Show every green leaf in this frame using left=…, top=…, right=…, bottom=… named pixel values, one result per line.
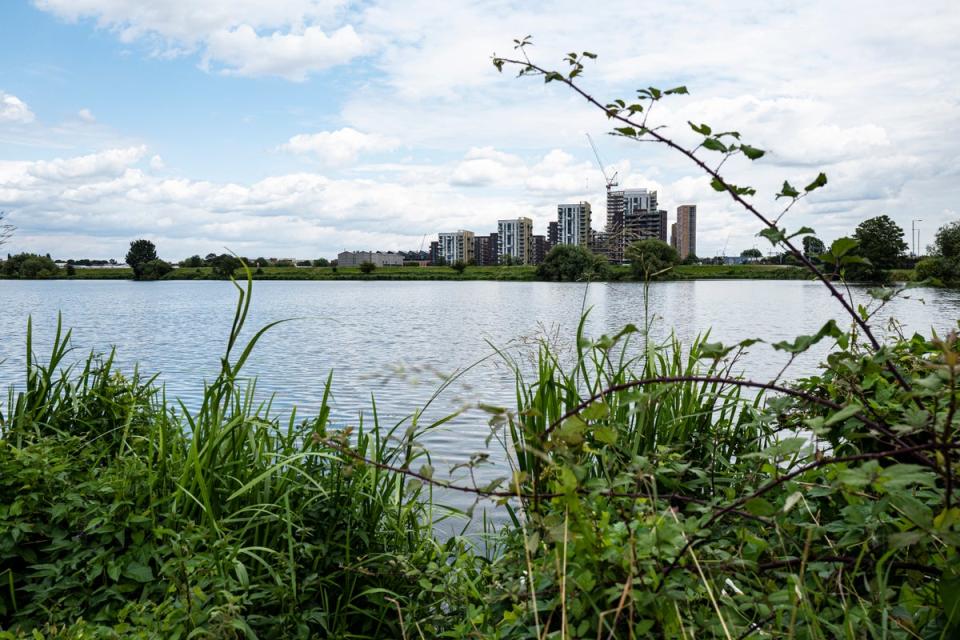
left=581, top=51, right=597, bottom=59
left=123, top=561, right=154, bottom=583
left=786, top=226, right=815, bottom=239
left=773, top=320, right=844, bottom=354
left=759, top=227, right=786, bottom=245
left=580, top=401, right=610, bottom=421
left=804, top=172, right=828, bottom=192
left=614, top=126, right=637, bottom=137
left=593, top=426, right=617, bottom=445
left=710, top=177, right=726, bottom=192
left=702, top=138, right=727, bottom=152
left=740, top=144, right=765, bottom=160
left=823, top=402, right=863, bottom=427
left=664, top=85, right=689, bottom=95
left=688, top=121, right=712, bottom=135
left=941, top=574, right=960, bottom=627
left=544, top=71, right=564, bottom=83
left=829, top=237, right=860, bottom=258
left=744, top=498, right=776, bottom=517
left=776, top=181, right=800, bottom=199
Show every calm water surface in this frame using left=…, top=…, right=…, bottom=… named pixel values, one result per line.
left=2, top=279, right=958, bottom=523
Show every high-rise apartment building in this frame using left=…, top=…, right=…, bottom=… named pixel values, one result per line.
left=437, top=230, right=475, bottom=264
left=674, top=205, right=697, bottom=260
left=497, top=217, right=533, bottom=264
left=473, top=232, right=500, bottom=266
left=605, top=188, right=668, bottom=263
left=557, top=202, right=592, bottom=247
left=547, top=221, right=559, bottom=247
left=531, top=235, right=549, bottom=264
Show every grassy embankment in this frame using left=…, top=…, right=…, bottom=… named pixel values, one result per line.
left=1, top=272, right=956, bottom=638
left=26, top=262, right=830, bottom=281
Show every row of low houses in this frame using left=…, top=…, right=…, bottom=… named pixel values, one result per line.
left=430, top=189, right=698, bottom=266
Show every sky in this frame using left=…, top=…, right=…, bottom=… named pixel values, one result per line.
left=0, top=0, right=957, bottom=261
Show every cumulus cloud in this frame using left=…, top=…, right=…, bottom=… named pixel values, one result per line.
left=77, top=108, right=96, bottom=123
left=33, top=0, right=362, bottom=79
left=279, top=128, right=398, bottom=165
left=204, top=25, right=364, bottom=80
left=28, top=146, right=146, bottom=181
left=0, top=91, right=35, bottom=123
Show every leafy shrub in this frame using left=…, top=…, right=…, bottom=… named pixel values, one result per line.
left=626, top=238, right=679, bottom=279
left=359, top=261, right=376, bottom=274
left=1, top=253, right=59, bottom=278
left=139, top=258, right=173, bottom=280
left=537, top=244, right=607, bottom=281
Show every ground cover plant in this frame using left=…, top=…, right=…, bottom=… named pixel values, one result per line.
left=2, top=39, right=959, bottom=639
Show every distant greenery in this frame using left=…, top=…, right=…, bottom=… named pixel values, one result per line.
left=916, top=220, right=960, bottom=286
left=626, top=238, right=679, bottom=279
left=1, top=252, right=59, bottom=278
left=125, top=239, right=160, bottom=280
left=210, top=253, right=242, bottom=279
left=359, top=260, right=376, bottom=274
left=450, top=260, right=467, bottom=275
left=537, top=244, right=607, bottom=281
left=139, top=258, right=173, bottom=280
left=741, top=247, right=762, bottom=260
left=802, top=235, right=826, bottom=259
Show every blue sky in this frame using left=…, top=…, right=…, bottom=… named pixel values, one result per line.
left=1, top=0, right=958, bottom=260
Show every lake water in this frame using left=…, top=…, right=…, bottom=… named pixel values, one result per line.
left=2, top=279, right=958, bottom=525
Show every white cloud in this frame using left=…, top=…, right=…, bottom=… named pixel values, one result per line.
left=0, top=92, right=35, bottom=123
left=33, top=0, right=362, bottom=80
left=149, top=154, right=166, bottom=170
left=279, top=128, right=397, bottom=165
left=28, top=146, right=146, bottom=181
left=205, top=25, right=364, bottom=79
left=77, top=108, right=96, bottom=123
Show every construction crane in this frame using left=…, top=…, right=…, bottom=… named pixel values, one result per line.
left=586, top=133, right=618, bottom=191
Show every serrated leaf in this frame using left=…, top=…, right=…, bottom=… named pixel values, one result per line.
left=123, top=561, right=154, bottom=583
left=804, top=172, right=828, bottom=192
left=777, top=180, right=800, bottom=199
left=740, top=144, right=765, bottom=160
left=744, top=498, right=776, bottom=517
left=759, top=227, right=786, bottom=245
left=702, top=138, right=727, bottom=152
left=689, top=121, right=712, bottom=135
left=773, top=320, right=844, bottom=355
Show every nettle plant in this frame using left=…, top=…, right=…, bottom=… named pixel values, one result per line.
left=460, top=38, right=960, bottom=638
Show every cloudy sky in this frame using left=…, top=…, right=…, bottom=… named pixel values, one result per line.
left=0, top=0, right=957, bottom=260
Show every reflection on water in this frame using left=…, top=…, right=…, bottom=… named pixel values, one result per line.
left=2, top=279, right=957, bottom=522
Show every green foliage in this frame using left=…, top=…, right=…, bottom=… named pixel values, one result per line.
left=1, top=253, right=59, bottom=278
left=741, top=248, right=762, bottom=259
left=854, top=214, right=908, bottom=270
left=933, top=220, right=960, bottom=259
left=312, top=258, right=329, bottom=267
left=451, top=260, right=467, bottom=274
left=626, top=238, right=679, bottom=279
left=181, top=254, right=204, bottom=268
left=139, top=258, right=173, bottom=280
left=359, top=260, right=376, bottom=274
left=537, top=244, right=607, bottom=281
left=802, top=235, right=826, bottom=259
left=210, top=254, right=242, bottom=279
left=125, top=239, right=159, bottom=280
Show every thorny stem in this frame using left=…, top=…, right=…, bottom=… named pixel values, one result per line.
left=494, top=54, right=918, bottom=398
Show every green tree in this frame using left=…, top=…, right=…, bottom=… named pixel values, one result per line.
left=359, top=261, right=376, bottom=274
left=126, top=239, right=159, bottom=279
left=626, top=239, right=679, bottom=280
left=1, top=253, right=59, bottom=278
left=931, top=220, right=960, bottom=258
left=181, top=255, right=204, bottom=268
left=802, top=236, right=826, bottom=259
left=210, top=254, right=242, bottom=279
left=450, top=260, right=467, bottom=275
left=853, top=215, right=907, bottom=270
left=537, top=245, right=607, bottom=281
left=740, top=248, right=762, bottom=260
left=312, top=258, right=330, bottom=267
left=140, top=259, right=173, bottom=280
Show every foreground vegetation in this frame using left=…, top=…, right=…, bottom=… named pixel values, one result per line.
left=3, top=42, right=960, bottom=639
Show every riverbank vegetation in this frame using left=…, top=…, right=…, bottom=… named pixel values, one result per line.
left=3, top=41, right=960, bottom=639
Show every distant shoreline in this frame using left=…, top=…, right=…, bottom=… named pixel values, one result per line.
left=0, top=263, right=903, bottom=282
